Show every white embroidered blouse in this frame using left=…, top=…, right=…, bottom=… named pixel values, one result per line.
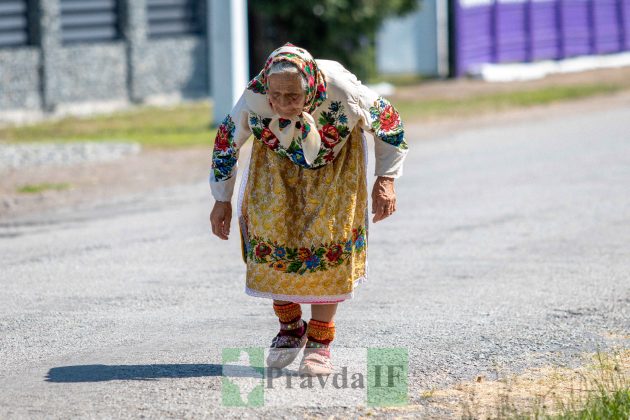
left=209, top=59, right=409, bottom=202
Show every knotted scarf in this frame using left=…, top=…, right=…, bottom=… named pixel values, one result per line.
left=245, top=43, right=328, bottom=166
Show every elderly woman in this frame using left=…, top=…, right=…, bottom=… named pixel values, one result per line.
left=209, top=43, right=408, bottom=376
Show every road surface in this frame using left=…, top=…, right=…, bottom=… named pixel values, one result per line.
left=1, top=102, right=629, bottom=418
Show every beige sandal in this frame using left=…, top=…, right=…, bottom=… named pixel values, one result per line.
left=298, top=348, right=334, bottom=376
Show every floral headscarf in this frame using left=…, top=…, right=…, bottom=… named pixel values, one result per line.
left=247, top=43, right=327, bottom=114
left=243, top=43, right=330, bottom=166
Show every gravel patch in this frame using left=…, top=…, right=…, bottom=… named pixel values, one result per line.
left=0, top=141, right=141, bottom=171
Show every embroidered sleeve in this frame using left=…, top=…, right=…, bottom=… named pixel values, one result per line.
left=210, top=93, right=252, bottom=201
left=352, top=83, right=409, bottom=178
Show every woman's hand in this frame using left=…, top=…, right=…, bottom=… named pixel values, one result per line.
left=210, top=201, right=232, bottom=240
left=371, top=176, right=397, bottom=223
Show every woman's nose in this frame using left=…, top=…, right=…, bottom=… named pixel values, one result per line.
left=277, top=96, right=289, bottom=108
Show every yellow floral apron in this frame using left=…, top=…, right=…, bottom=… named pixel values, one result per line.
left=237, top=125, right=369, bottom=303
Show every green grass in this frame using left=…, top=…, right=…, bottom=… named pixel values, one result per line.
left=541, top=349, right=630, bottom=420
left=0, top=101, right=216, bottom=148
left=0, top=83, right=625, bottom=148
left=17, top=182, right=71, bottom=193
left=551, top=388, right=630, bottom=420
left=396, top=83, right=624, bottom=122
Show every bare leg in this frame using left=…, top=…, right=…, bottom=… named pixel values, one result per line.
left=273, top=301, right=338, bottom=321
left=310, top=303, right=338, bottom=322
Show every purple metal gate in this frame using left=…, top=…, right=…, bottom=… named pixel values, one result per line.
left=452, top=0, right=630, bottom=76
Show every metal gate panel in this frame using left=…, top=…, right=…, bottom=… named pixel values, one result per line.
left=560, top=0, right=591, bottom=57
left=496, top=1, right=529, bottom=62
left=594, top=0, right=623, bottom=53
left=147, top=0, right=202, bottom=38
left=60, top=0, right=121, bottom=44
left=530, top=1, right=560, bottom=60
left=453, top=0, right=630, bottom=76
left=0, top=0, right=29, bottom=48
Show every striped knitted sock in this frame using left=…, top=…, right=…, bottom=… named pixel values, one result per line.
left=305, top=318, right=335, bottom=357
left=273, top=302, right=305, bottom=337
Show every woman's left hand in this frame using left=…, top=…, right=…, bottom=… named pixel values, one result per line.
left=371, top=176, right=397, bottom=223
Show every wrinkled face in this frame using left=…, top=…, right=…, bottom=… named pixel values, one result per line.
left=267, top=72, right=306, bottom=119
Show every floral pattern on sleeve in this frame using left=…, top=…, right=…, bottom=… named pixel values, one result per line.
left=369, top=97, right=408, bottom=150
left=211, top=115, right=238, bottom=181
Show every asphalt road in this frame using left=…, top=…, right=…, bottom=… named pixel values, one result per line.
left=1, top=102, right=629, bottom=418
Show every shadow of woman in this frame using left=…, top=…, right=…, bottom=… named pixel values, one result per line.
left=45, top=363, right=264, bottom=383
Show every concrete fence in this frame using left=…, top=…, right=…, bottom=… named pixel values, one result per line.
left=0, top=0, right=210, bottom=119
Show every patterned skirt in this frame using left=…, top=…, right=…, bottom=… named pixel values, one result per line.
left=237, top=125, right=369, bottom=303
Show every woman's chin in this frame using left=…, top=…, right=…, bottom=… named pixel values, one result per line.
left=277, top=111, right=300, bottom=119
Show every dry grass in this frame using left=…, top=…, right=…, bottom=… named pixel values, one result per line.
left=419, top=346, right=630, bottom=419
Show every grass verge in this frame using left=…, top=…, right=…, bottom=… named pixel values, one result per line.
left=0, top=102, right=215, bottom=148
left=16, top=182, right=71, bottom=194
left=395, top=83, right=624, bottom=123
left=0, top=82, right=626, bottom=148
left=419, top=345, right=629, bottom=419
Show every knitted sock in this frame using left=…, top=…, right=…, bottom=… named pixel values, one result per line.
left=273, top=302, right=305, bottom=337
left=305, top=318, right=335, bottom=357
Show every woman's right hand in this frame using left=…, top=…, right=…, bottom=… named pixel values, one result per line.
left=210, top=201, right=232, bottom=240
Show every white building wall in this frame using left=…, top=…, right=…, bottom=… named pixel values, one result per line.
left=376, top=0, right=449, bottom=77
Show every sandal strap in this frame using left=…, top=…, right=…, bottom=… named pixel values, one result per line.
left=280, top=318, right=304, bottom=331
left=271, top=334, right=304, bottom=348
left=305, top=340, right=330, bottom=349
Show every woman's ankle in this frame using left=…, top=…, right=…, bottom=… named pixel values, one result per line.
left=274, top=299, right=293, bottom=305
